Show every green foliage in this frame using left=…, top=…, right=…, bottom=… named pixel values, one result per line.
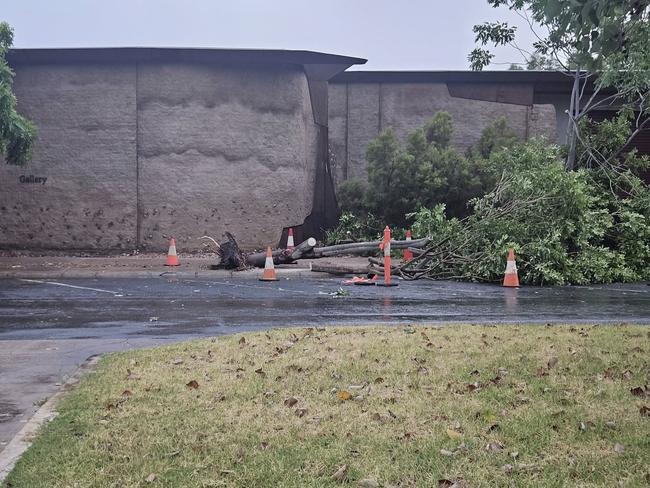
left=471, top=0, right=650, bottom=79
left=323, top=211, right=383, bottom=245
left=410, top=138, right=650, bottom=285
left=0, top=21, right=36, bottom=165
left=470, top=1, right=650, bottom=171
left=336, top=113, right=519, bottom=229
left=509, top=53, right=565, bottom=71
left=468, top=116, right=520, bottom=160
left=335, top=179, right=367, bottom=217
left=364, top=129, right=417, bottom=227
left=575, top=110, right=648, bottom=171
left=423, top=111, right=453, bottom=148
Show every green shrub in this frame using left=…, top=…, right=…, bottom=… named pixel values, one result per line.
left=336, top=112, right=512, bottom=226
left=336, top=179, right=368, bottom=217
left=323, top=212, right=383, bottom=245
left=468, top=116, right=520, bottom=159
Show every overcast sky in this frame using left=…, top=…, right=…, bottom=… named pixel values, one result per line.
left=4, top=0, right=537, bottom=70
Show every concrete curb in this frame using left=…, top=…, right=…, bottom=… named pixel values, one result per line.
left=0, top=268, right=328, bottom=280
left=0, top=356, right=101, bottom=482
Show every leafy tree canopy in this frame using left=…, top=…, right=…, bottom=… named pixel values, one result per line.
left=0, top=21, right=36, bottom=165
left=469, top=1, right=650, bottom=171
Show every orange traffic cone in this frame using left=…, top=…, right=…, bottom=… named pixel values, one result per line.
left=286, top=228, right=295, bottom=252
left=165, top=238, right=180, bottom=266
left=259, top=246, right=279, bottom=282
left=502, top=248, right=519, bottom=287
left=403, top=229, right=414, bottom=262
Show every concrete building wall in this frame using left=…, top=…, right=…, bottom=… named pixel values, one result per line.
left=0, top=63, right=138, bottom=250
left=329, top=81, right=557, bottom=185
left=137, top=62, right=318, bottom=251
left=0, top=61, right=321, bottom=251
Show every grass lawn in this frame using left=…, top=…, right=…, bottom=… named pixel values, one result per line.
left=4, top=325, right=650, bottom=487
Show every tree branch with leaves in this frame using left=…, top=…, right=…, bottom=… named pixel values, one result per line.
left=0, top=21, right=36, bottom=166
left=469, top=0, right=650, bottom=171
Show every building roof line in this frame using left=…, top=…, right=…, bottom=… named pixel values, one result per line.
left=7, top=47, right=367, bottom=67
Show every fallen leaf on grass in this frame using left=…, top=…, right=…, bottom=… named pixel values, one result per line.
left=121, top=390, right=133, bottom=398
left=126, top=369, right=140, bottom=380
left=295, top=408, right=308, bottom=418
left=238, top=337, right=246, bottom=346
left=536, top=367, right=549, bottom=377
left=631, top=386, right=649, bottom=397
left=145, top=473, right=156, bottom=482
left=254, top=368, right=266, bottom=377
left=337, top=390, right=353, bottom=401
left=331, top=465, right=348, bottom=483
left=358, top=478, right=379, bottom=487
left=186, top=380, right=199, bottom=389
left=399, top=431, right=416, bottom=441
left=446, top=428, right=462, bottom=439
left=172, top=358, right=184, bottom=365
left=614, top=443, right=625, bottom=453
left=640, top=405, right=650, bottom=417
left=547, top=357, right=559, bottom=369
left=486, top=441, right=504, bottom=452
left=438, top=479, right=465, bottom=488
left=440, top=449, right=454, bottom=457
left=284, top=397, right=298, bottom=407
left=622, top=370, right=632, bottom=380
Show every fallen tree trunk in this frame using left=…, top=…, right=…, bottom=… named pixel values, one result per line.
left=246, top=237, right=430, bottom=268
left=245, top=237, right=317, bottom=267
left=312, top=238, right=429, bottom=257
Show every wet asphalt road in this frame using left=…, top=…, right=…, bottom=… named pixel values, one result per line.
left=1, top=276, right=650, bottom=340
left=0, top=276, right=649, bottom=448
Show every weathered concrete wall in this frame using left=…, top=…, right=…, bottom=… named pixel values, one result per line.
left=329, top=81, right=557, bottom=185
left=1, top=61, right=320, bottom=251
left=137, top=63, right=318, bottom=251
left=0, top=63, right=138, bottom=250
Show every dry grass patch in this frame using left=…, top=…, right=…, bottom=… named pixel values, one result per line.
left=5, top=325, right=650, bottom=487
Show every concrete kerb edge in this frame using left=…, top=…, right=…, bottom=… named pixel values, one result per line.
left=0, top=355, right=102, bottom=482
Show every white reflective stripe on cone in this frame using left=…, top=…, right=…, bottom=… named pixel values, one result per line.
left=168, top=245, right=177, bottom=256
left=505, top=260, right=517, bottom=273
left=265, top=256, right=274, bottom=269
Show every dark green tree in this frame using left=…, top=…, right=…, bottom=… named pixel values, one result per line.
left=1, top=21, right=36, bottom=165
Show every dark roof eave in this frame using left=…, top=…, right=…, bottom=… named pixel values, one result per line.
left=331, top=70, right=576, bottom=84
left=330, top=70, right=616, bottom=95
left=7, top=47, right=367, bottom=68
